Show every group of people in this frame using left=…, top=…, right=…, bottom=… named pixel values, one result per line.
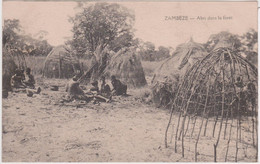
left=10, top=68, right=41, bottom=96
left=90, top=75, right=127, bottom=96
left=9, top=67, right=127, bottom=103
left=66, top=74, right=127, bottom=103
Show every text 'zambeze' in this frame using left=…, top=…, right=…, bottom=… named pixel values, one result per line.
left=165, top=15, right=233, bottom=21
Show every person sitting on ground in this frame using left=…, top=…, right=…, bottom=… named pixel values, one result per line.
left=64, top=75, right=92, bottom=102
left=90, top=80, right=111, bottom=103
left=66, top=76, right=85, bottom=96
left=11, top=69, right=26, bottom=89
left=23, top=67, right=36, bottom=89
left=26, top=87, right=41, bottom=97
left=11, top=68, right=41, bottom=96
left=100, top=76, right=111, bottom=98
left=20, top=69, right=25, bottom=81
left=111, top=75, right=127, bottom=96
left=90, top=81, right=99, bottom=93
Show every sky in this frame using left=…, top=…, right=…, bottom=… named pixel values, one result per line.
left=3, top=1, right=258, bottom=49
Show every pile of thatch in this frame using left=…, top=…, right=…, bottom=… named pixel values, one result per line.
left=43, top=45, right=81, bottom=78
left=151, top=39, right=207, bottom=107
left=104, top=47, right=147, bottom=88
left=2, top=47, right=17, bottom=91
left=165, top=47, right=257, bottom=162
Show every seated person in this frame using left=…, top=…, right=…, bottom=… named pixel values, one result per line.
left=65, top=76, right=92, bottom=102
left=20, top=69, right=25, bottom=81
left=26, top=87, right=41, bottom=97
left=23, top=68, right=35, bottom=89
left=100, top=76, right=111, bottom=98
left=90, top=81, right=99, bottom=93
left=111, top=75, right=127, bottom=96
left=66, top=76, right=85, bottom=96
left=11, top=69, right=26, bottom=89
left=90, top=79, right=111, bottom=103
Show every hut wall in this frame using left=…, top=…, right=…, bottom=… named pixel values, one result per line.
left=3, top=48, right=17, bottom=91
left=43, top=46, right=80, bottom=78
left=105, top=48, right=147, bottom=88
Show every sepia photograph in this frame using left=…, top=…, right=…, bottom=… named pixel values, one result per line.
left=2, top=0, right=258, bottom=162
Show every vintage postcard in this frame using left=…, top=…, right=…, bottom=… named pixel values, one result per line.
left=2, top=0, right=258, bottom=162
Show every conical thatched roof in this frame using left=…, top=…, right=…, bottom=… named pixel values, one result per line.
left=152, top=39, right=207, bottom=85
left=104, top=47, right=147, bottom=88
left=151, top=39, right=207, bottom=107
left=43, top=45, right=81, bottom=78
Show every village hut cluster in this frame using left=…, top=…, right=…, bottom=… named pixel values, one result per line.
left=2, top=35, right=257, bottom=162
left=3, top=42, right=148, bottom=104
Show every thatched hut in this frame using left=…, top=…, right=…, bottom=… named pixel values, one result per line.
left=165, top=47, right=257, bottom=162
left=2, top=47, right=17, bottom=92
left=104, top=47, right=147, bottom=88
left=43, top=45, right=81, bottom=78
left=151, top=39, right=207, bottom=107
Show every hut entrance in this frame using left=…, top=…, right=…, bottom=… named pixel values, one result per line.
left=165, top=47, right=257, bottom=162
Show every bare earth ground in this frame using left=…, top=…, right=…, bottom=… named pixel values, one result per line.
left=2, top=77, right=257, bottom=162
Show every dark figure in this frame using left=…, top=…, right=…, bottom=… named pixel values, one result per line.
left=20, top=69, right=25, bottom=81
left=10, top=69, right=26, bottom=88
left=111, top=75, right=127, bottom=96
left=66, top=76, right=85, bottom=96
left=247, top=81, right=256, bottom=106
left=159, top=83, right=172, bottom=108
left=23, top=68, right=36, bottom=89
left=64, top=76, right=92, bottom=102
left=100, top=76, right=111, bottom=98
left=90, top=81, right=99, bottom=92
left=235, top=77, right=244, bottom=88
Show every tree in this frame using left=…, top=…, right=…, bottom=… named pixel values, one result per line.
left=138, top=41, right=156, bottom=61
left=3, top=19, right=53, bottom=57
left=68, top=2, right=135, bottom=57
left=204, top=30, right=257, bottom=66
left=155, top=46, right=170, bottom=60
left=240, top=28, right=257, bottom=52
left=205, top=31, right=242, bottom=52
left=240, top=29, right=258, bottom=66
left=3, top=19, right=21, bottom=46
left=110, top=32, right=134, bottom=52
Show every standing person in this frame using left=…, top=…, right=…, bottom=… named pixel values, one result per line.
left=111, top=75, right=127, bottom=96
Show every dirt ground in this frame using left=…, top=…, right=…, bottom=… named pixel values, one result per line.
left=2, top=78, right=257, bottom=162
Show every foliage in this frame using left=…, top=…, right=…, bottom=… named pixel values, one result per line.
left=155, top=46, right=171, bottom=60
left=204, top=30, right=257, bottom=66
left=240, top=29, right=258, bottom=66
left=3, top=19, right=53, bottom=58
left=2, top=19, right=21, bottom=46
left=67, top=2, right=135, bottom=57
left=138, top=41, right=156, bottom=61
left=138, top=41, right=171, bottom=61
left=205, top=31, right=242, bottom=52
